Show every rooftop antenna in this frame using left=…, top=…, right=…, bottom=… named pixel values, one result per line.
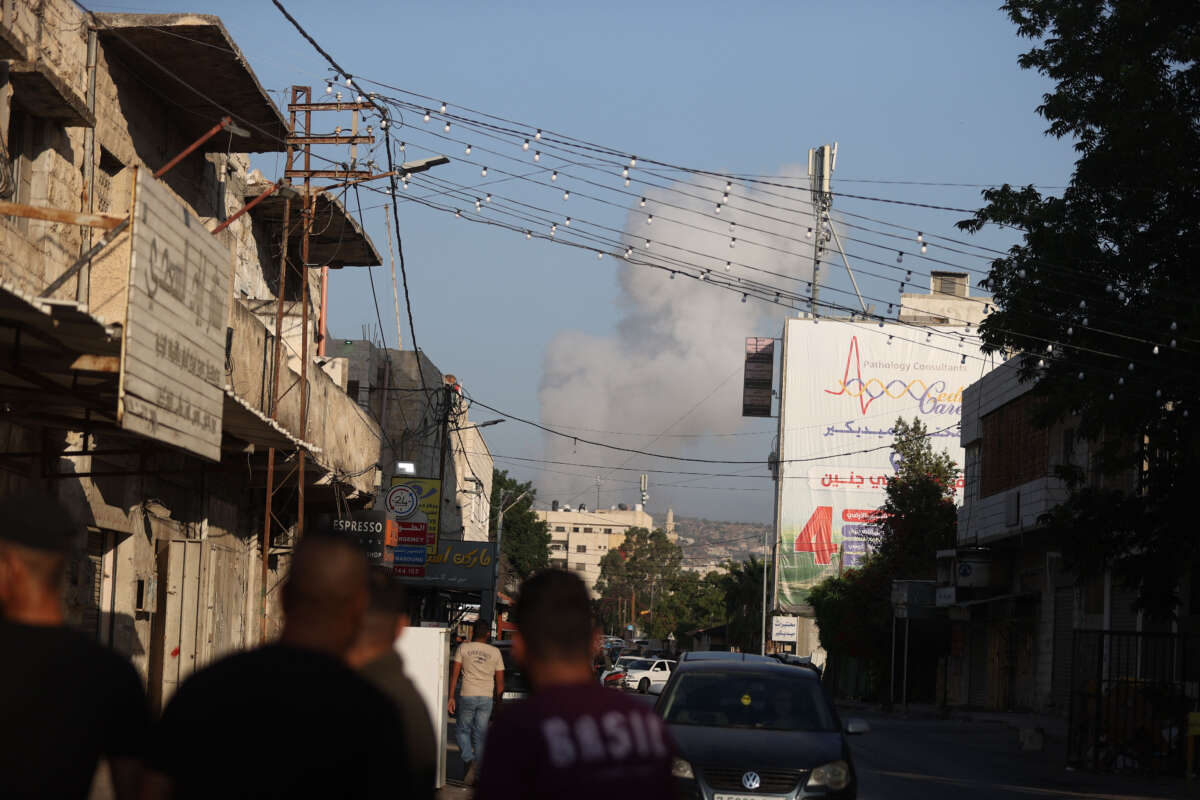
left=807, top=142, right=866, bottom=316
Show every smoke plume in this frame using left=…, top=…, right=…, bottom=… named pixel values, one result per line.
left=537, top=172, right=817, bottom=520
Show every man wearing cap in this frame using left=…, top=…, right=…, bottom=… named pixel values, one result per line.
left=0, top=490, right=150, bottom=799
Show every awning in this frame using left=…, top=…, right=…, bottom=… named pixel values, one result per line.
left=0, top=281, right=121, bottom=427
left=222, top=388, right=320, bottom=455
left=95, top=14, right=287, bottom=153
left=245, top=183, right=382, bottom=267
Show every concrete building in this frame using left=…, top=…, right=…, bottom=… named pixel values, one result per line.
left=0, top=7, right=383, bottom=710
left=328, top=338, right=495, bottom=547
left=539, top=504, right=657, bottom=594
left=937, top=361, right=1149, bottom=713
left=898, top=270, right=989, bottom=327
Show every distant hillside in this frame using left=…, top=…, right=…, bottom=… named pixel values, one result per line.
left=673, top=515, right=771, bottom=574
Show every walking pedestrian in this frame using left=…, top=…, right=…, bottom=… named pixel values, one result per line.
left=474, top=569, right=675, bottom=800
left=346, top=568, right=436, bottom=796
left=0, top=491, right=150, bottom=799
left=142, top=532, right=411, bottom=800
left=448, top=619, right=504, bottom=784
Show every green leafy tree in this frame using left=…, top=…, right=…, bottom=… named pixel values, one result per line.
left=489, top=470, right=549, bottom=585
left=720, top=556, right=771, bottom=653
left=956, top=2, right=1200, bottom=617
left=595, top=527, right=682, bottom=635
left=809, top=418, right=957, bottom=690
left=648, top=570, right=726, bottom=643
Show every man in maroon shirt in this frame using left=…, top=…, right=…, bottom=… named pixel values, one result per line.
left=475, top=569, right=675, bottom=799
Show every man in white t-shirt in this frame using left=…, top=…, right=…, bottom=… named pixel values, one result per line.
left=448, top=621, right=504, bottom=783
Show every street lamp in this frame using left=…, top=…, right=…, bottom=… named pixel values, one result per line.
left=450, top=418, right=505, bottom=432
left=393, top=460, right=416, bottom=476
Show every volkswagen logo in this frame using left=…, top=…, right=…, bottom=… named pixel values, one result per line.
left=741, top=771, right=762, bottom=790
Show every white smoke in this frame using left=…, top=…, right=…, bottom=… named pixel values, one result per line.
left=537, top=171, right=817, bottom=519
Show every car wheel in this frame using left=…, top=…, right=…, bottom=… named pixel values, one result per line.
left=638, top=678, right=649, bottom=694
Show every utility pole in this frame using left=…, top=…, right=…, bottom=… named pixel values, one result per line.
left=596, top=475, right=601, bottom=513
left=807, top=142, right=867, bottom=317
left=492, top=489, right=529, bottom=622
left=760, top=524, right=770, bottom=655
left=437, top=379, right=455, bottom=542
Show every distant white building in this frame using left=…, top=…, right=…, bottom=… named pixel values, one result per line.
left=538, top=504, right=670, bottom=595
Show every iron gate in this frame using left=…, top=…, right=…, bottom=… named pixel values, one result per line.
left=1067, top=630, right=1200, bottom=775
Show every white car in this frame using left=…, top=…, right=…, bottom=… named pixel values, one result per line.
left=622, top=658, right=675, bottom=693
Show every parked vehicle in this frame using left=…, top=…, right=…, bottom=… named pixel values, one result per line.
left=621, top=657, right=675, bottom=693
left=491, top=641, right=530, bottom=704
left=655, top=653, right=868, bottom=799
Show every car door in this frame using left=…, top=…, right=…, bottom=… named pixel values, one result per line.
left=650, top=660, right=670, bottom=686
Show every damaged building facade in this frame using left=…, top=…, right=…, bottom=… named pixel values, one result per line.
left=0, top=4, right=388, bottom=709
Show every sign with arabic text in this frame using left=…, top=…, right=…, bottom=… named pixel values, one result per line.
left=742, top=337, right=775, bottom=417
left=119, top=168, right=231, bottom=461
left=391, top=541, right=496, bottom=591
left=386, top=477, right=441, bottom=552
left=774, top=320, right=982, bottom=612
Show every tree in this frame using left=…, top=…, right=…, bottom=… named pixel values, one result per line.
left=646, top=570, right=726, bottom=643
left=489, top=469, right=549, bottom=586
left=720, top=556, right=771, bottom=654
left=808, top=419, right=958, bottom=692
left=957, top=2, right=1200, bottom=617
left=595, top=527, right=682, bottom=635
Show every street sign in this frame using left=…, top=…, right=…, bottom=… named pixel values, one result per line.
left=386, top=476, right=441, bottom=551
left=771, top=615, right=798, bottom=642
left=391, top=541, right=497, bottom=591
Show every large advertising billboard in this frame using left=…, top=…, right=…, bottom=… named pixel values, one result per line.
left=774, top=319, right=976, bottom=612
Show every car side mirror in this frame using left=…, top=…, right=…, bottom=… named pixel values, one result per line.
left=844, top=718, right=870, bottom=735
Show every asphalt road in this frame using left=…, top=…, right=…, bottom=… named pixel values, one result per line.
left=846, top=712, right=1188, bottom=800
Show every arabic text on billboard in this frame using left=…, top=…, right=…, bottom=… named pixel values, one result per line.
left=774, top=321, right=972, bottom=611
left=386, top=477, right=441, bottom=552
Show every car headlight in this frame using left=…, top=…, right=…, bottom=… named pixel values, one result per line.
left=808, top=760, right=850, bottom=791
left=670, top=757, right=694, bottom=779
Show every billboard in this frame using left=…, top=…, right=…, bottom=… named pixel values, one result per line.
left=392, top=541, right=497, bottom=591
left=774, top=320, right=975, bottom=612
left=385, top=477, right=442, bottom=552
left=742, top=337, right=775, bottom=417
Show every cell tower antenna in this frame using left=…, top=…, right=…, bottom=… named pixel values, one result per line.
left=807, top=142, right=866, bottom=317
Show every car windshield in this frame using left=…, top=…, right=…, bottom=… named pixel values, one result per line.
left=660, top=670, right=838, bottom=732
left=623, top=658, right=653, bottom=671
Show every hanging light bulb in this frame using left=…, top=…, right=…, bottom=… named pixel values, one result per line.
left=596, top=252, right=603, bottom=260
left=897, top=251, right=904, bottom=263
left=725, top=261, right=732, bottom=271
left=639, top=197, right=646, bottom=207
left=625, top=247, right=632, bottom=258
left=1156, top=389, right=1163, bottom=398
left=725, top=181, right=732, bottom=192
left=481, top=166, right=488, bottom=177
left=1129, top=362, right=1135, bottom=371
left=551, top=223, right=557, bottom=233
left=533, top=151, right=541, bottom=162
left=564, top=217, right=571, bottom=226
left=1067, top=327, right=1074, bottom=336
left=917, top=231, right=924, bottom=243
left=346, top=77, right=354, bottom=87
left=888, top=335, right=894, bottom=345
left=379, top=119, right=388, bottom=129
left=1119, top=377, right=1125, bottom=386
left=324, top=81, right=333, bottom=94
left=921, top=243, right=927, bottom=254
left=646, top=214, right=653, bottom=224
left=563, top=190, right=570, bottom=200
left=525, top=230, right=532, bottom=240
left=741, top=293, right=747, bottom=303
left=1038, top=359, right=1045, bottom=368
left=357, top=94, right=365, bottom=103
left=1109, top=393, right=1115, bottom=401
left=960, top=355, right=966, bottom=365
left=465, top=144, right=472, bottom=155
left=401, top=178, right=409, bottom=190
left=485, top=194, right=492, bottom=203
left=1018, top=269, right=1027, bottom=278
left=699, top=271, right=706, bottom=281
left=1171, top=321, right=1178, bottom=331
left=644, top=239, right=651, bottom=248
left=715, top=204, right=722, bottom=213
left=622, top=167, right=629, bottom=178
left=630, top=156, right=637, bottom=167
left=474, top=198, right=481, bottom=211
left=1082, top=317, right=1089, bottom=326
left=423, top=110, right=430, bottom=122
left=535, top=129, right=542, bottom=140
left=806, top=227, right=813, bottom=238
left=1153, top=345, right=1160, bottom=355
left=439, top=102, right=446, bottom=113
left=454, top=209, right=461, bottom=218
left=670, top=272, right=675, bottom=279
left=729, top=222, right=736, bottom=233
left=1079, top=300, right=1086, bottom=310
left=551, top=171, right=558, bottom=181
left=729, top=237, right=736, bottom=248
left=444, top=121, right=451, bottom=132
left=1171, top=339, right=1177, bottom=348
left=523, top=139, right=530, bottom=151
left=722, top=193, right=729, bottom=202
left=905, top=270, right=912, bottom=281
left=624, top=177, right=630, bottom=187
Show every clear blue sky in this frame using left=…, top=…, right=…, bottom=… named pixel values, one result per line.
left=100, top=1, right=1076, bottom=523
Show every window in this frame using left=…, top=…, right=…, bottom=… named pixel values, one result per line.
left=604, top=528, right=613, bottom=534
left=346, top=379, right=360, bottom=401
left=576, top=544, right=587, bottom=553
left=550, top=558, right=567, bottom=569
left=583, top=527, right=593, bottom=533
left=572, top=527, right=579, bottom=533
left=572, top=563, right=586, bottom=571
left=6, top=105, right=38, bottom=231
left=979, top=393, right=1049, bottom=497
left=554, top=526, right=565, bottom=532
